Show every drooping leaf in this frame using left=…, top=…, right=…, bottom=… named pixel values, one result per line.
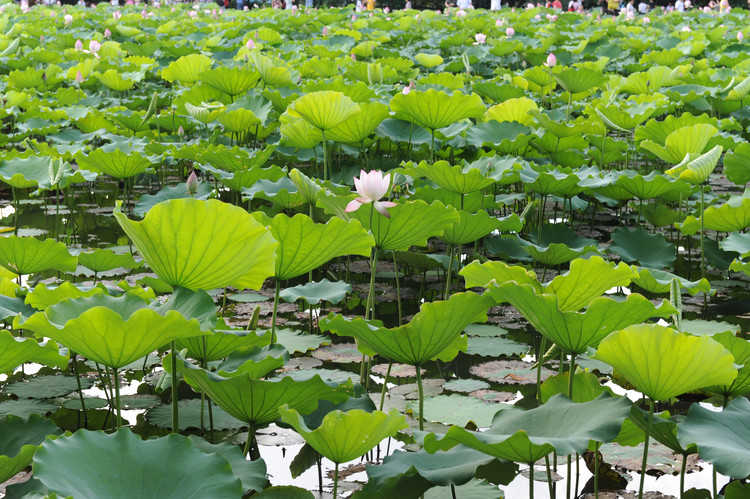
left=459, top=260, right=539, bottom=289
left=608, top=227, right=676, bottom=269
left=76, top=148, right=155, bottom=180
left=0, top=331, right=68, bottom=375
left=665, top=145, right=723, bottom=185
left=198, top=67, right=260, bottom=98
left=280, top=279, right=351, bottom=305
left=0, top=236, right=77, bottom=274
left=0, top=414, right=62, bottom=484
left=77, top=249, right=139, bottom=273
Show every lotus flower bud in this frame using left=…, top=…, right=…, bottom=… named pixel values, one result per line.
left=506, top=27, right=514, bottom=37
left=246, top=38, right=255, bottom=49
left=739, top=31, right=744, bottom=42
left=64, top=14, right=73, bottom=25
left=322, top=26, right=329, bottom=36
left=75, top=39, right=83, bottom=51
left=113, top=10, right=121, bottom=20
left=474, top=33, right=486, bottom=44
left=104, top=28, right=111, bottom=38
left=186, top=171, right=199, bottom=195
left=75, top=70, right=83, bottom=84
left=177, top=125, right=185, bottom=138
left=546, top=52, right=557, bottom=67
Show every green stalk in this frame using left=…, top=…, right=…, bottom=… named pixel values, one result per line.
left=378, top=360, right=393, bottom=411
left=430, top=129, right=435, bottom=164
left=171, top=341, right=179, bottom=434
left=270, top=280, right=281, bottom=345
left=333, top=462, right=340, bottom=498
left=444, top=245, right=454, bottom=299
left=680, top=453, right=687, bottom=499
left=72, top=354, right=88, bottom=428
left=594, top=443, right=600, bottom=499
left=416, top=363, right=424, bottom=431
left=392, top=252, right=403, bottom=325
left=113, top=367, right=121, bottom=430
left=638, top=398, right=655, bottom=499
left=545, top=455, right=554, bottom=499
left=536, top=335, right=547, bottom=405
left=321, top=129, right=328, bottom=181
left=566, top=352, right=577, bottom=499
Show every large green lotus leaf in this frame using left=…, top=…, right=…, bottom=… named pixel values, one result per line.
left=440, top=211, right=520, bottom=246
left=244, top=178, right=305, bottom=210
left=543, top=256, right=637, bottom=312
left=488, top=282, right=675, bottom=354
left=553, top=67, right=606, bottom=95
left=0, top=414, right=62, bottom=483
left=679, top=196, right=750, bottom=235
left=634, top=112, right=719, bottom=147
left=614, top=170, right=692, bottom=200
left=608, top=227, right=676, bottom=269
left=722, top=142, right=750, bottom=186
left=212, top=345, right=288, bottom=379
left=132, top=181, right=212, bottom=217
left=594, top=324, right=736, bottom=401
left=639, top=124, right=717, bottom=164
left=390, top=89, right=485, bottom=131
left=33, top=429, right=242, bottom=499
left=486, top=97, right=538, bottom=126
left=704, top=332, right=750, bottom=397
left=414, top=53, right=444, bottom=68
left=665, top=145, right=723, bottom=185
left=268, top=213, right=373, bottom=280
left=677, top=397, right=750, bottom=479
left=114, top=199, right=277, bottom=291
left=0, top=295, right=35, bottom=322
left=280, top=116, right=323, bottom=148
left=459, top=260, right=539, bottom=289
left=94, top=70, right=137, bottom=92
left=0, top=236, right=77, bottom=274
left=596, top=103, right=655, bottom=132
left=19, top=293, right=208, bottom=369
left=0, top=331, right=68, bottom=374
left=631, top=268, right=711, bottom=296
left=185, top=102, right=226, bottom=125
left=279, top=407, right=406, bottom=464
left=280, top=279, right=351, bottom=305
left=78, top=249, right=139, bottom=273
left=290, top=91, right=360, bottom=131
left=516, top=226, right=599, bottom=266
left=409, top=160, right=495, bottom=195
left=325, top=101, right=389, bottom=145
left=187, top=436, right=268, bottom=493
left=342, top=200, right=459, bottom=251
left=423, top=394, right=631, bottom=462
left=464, top=121, right=533, bottom=152
left=174, top=359, right=348, bottom=426
left=623, top=406, right=695, bottom=454
left=146, top=399, right=245, bottom=431
left=177, top=329, right=270, bottom=363
left=76, top=148, right=154, bottom=180
left=0, top=155, right=55, bottom=190
left=251, top=52, right=297, bottom=88
left=541, top=371, right=611, bottom=403
left=161, top=54, right=212, bottom=85
left=726, top=75, right=750, bottom=101
left=320, top=292, right=494, bottom=365
left=217, top=108, right=261, bottom=133
left=198, top=67, right=260, bottom=98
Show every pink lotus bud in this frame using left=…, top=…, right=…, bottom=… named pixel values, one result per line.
left=246, top=38, right=255, bottom=49
left=495, top=19, right=504, bottom=26
left=64, top=14, right=73, bottom=25
left=141, top=9, right=147, bottom=18
left=186, top=171, right=199, bottom=195
left=351, top=53, right=356, bottom=61
left=384, top=6, right=389, bottom=12
left=352, top=14, right=356, bottom=20
left=113, top=10, right=121, bottom=20
left=322, top=26, right=328, bottom=36
left=75, top=39, right=83, bottom=51
left=550, top=14, right=558, bottom=20
left=402, top=85, right=410, bottom=94
left=104, top=28, right=111, bottom=38
left=506, top=27, right=514, bottom=37
left=545, top=52, right=557, bottom=67
left=474, top=33, right=486, bottom=44
left=75, top=71, right=84, bottom=84
left=643, top=16, right=650, bottom=23
left=188, top=10, right=197, bottom=17
left=177, top=125, right=185, bottom=137
left=89, top=40, right=101, bottom=54
left=50, top=10, right=56, bottom=17
left=739, top=31, right=744, bottom=42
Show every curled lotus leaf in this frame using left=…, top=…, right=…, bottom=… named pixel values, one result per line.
left=0, top=236, right=77, bottom=275
left=114, top=198, right=277, bottom=291
left=0, top=330, right=68, bottom=375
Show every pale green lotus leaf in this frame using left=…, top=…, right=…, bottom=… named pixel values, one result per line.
left=459, top=260, right=539, bottom=289
left=290, top=91, right=360, bottom=131
left=198, top=67, right=260, bottom=98
left=325, top=101, right=389, bottom=145
left=0, top=330, right=68, bottom=375
left=0, top=236, right=77, bottom=274
left=162, top=54, right=212, bottom=85
left=76, top=149, right=155, bottom=180
left=390, top=89, right=485, bottom=131
left=440, top=211, right=521, bottom=246
left=665, top=145, right=723, bottom=185
left=486, top=97, right=537, bottom=126
left=640, top=124, right=718, bottom=164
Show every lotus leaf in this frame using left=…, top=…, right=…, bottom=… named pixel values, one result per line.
left=640, top=124, right=718, bottom=164
left=161, top=54, right=212, bottom=85
left=177, top=329, right=270, bottom=363
left=723, top=142, right=750, bottom=186
left=187, top=436, right=269, bottom=492
left=665, top=145, right=723, bottom=185
left=280, top=279, right=351, bottom=305
left=94, top=70, right=136, bottom=92
left=631, top=268, right=711, bottom=296
left=0, top=236, right=77, bottom=274
left=290, top=90, right=361, bottom=131
left=279, top=406, right=406, bottom=464
left=325, top=101, right=389, bottom=145
left=77, top=249, right=139, bottom=273
left=198, top=67, right=260, bottom=99
left=0, top=155, right=59, bottom=190
left=594, top=324, right=736, bottom=401
left=459, top=260, right=539, bottom=289
left=320, top=292, right=494, bottom=365
left=114, top=198, right=277, bottom=291
left=608, top=227, right=676, bottom=269
left=679, top=196, right=750, bottom=235
left=390, top=89, right=485, bottom=131
left=541, top=371, right=611, bottom=403
left=409, top=160, right=495, bottom=195
left=0, top=414, right=62, bottom=484
left=0, top=331, right=68, bottom=375
left=486, top=97, right=538, bottom=126
left=407, top=394, right=502, bottom=428
left=33, top=429, right=242, bottom=499
left=703, top=331, right=750, bottom=397
left=553, top=67, right=606, bottom=95
left=543, top=256, right=637, bottom=311
left=440, top=211, right=521, bottom=246
left=76, top=148, right=155, bottom=180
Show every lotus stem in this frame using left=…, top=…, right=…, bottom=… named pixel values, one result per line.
left=545, top=455, right=554, bottom=499
left=567, top=353, right=576, bottom=399
left=679, top=453, right=687, bottom=499
left=529, top=462, right=535, bottom=499
left=378, top=360, right=393, bottom=411
left=594, top=443, right=600, bottom=499
left=366, top=246, right=379, bottom=321
left=113, top=366, right=121, bottom=430
left=333, top=462, right=340, bottom=498
left=72, top=354, right=89, bottom=429
left=270, top=280, right=281, bottom=346
left=430, top=129, right=435, bottom=164
left=416, top=363, right=424, bottom=431
left=451, top=483, right=458, bottom=499
left=700, top=184, right=705, bottom=280
left=392, top=252, right=403, bottom=325
left=536, top=335, right=547, bottom=405
left=321, top=129, right=328, bottom=181
left=171, top=341, right=179, bottom=434
left=638, top=398, right=655, bottom=499
left=444, top=245, right=454, bottom=299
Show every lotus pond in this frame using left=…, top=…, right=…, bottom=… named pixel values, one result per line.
left=5, top=3, right=750, bottom=499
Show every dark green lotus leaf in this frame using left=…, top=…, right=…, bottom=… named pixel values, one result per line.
left=459, top=260, right=539, bottom=289
left=76, top=149, right=155, bottom=180
left=725, top=481, right=750, bottom=499
left=5, top=375, right=91, bottom=399
left=114, top=199, right=278, bottom=291
left=488, top=282, right=675, bottom=354
left=553, top=67, right=606, bottom=95
left=390, top=89, right=485, bottom=131
left=0, top=399, right=58, bottom=419
left=161, top=53, right=212, bottom=84
left=543, top=256, right=638, bottom=311
left=0, top=155, right=57, bottom=190
left=440, top=211, right=520, bottom=247
left=409, top=160, right=495, bottom=195
left=174, top=358, right=348, bottom=426
left=320, top=292, right=494, bottom=365
left=677, top=397, right=750, bottom=479
left=275, top=328, right=330, bottom=354
left=540, top=371, right=612, bottom=403
left=464, top=120, right=533, bottom=152
left=34, top=428, right=242, bottom=499
left=19, top=293, right=207, bottom=369
left=594, top=324, right=737, bottom=401
left=177, top=329, right=271, bottom=363
left=519, top=166, right=586, bottom=198
left=376, top=118, right=433, bottom=145
left=631, top=268, right=711, bottom=296
left=722, top=142, right=750, bottom=186
left=0, top=331, right=68, bottom=375
left=0, top=236, right=77, bottom=274
left=608, top=227, right=675, bottom=269
left=188, top=436, right=268, bottom=493
left=254, top=486, right=314, bottom=499
left=280, top=279, right=351, bottom=305
left=146, top=399, right=246, bottom=431
left=627, top=406, right=695, bottom=454
left=466, top=336, right=528, bottom=358
left=280, top=406, right=406, bottom=464
left=133, top=181, right=213, bottom=217
left=614, top=170, right=692, bottom=200
left=0, top=414, right=62, bottom=484
left=198, top=67, right=259, bottom=99
left=423, top=394, right=630, bottom=462
left=268, top=213, right=373, bottom=280
left=77, top=249, right=139, bottom=273
left=518, top=225, right=600, bottom=266
left=407, top=394, right=502, bottom=428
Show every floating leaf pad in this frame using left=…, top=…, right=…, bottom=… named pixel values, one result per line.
left=470, top=360, right=553, bottom=385
left=407, top=394, right=502, bottom=427
left=5, top=376, right=92, bottom=399
left=146, top=399, right=246, bottom=431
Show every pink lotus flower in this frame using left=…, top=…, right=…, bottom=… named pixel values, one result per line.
left=178, top=126, right=185, bottom=137
left=75, top=70, right=84, bottom=84
left=474, top=33, right=486, bottom=44
left=89, top=40, right=101, bottom=57
left=351, top=53, right=356, bottom=61
left=322, top=26, right=328, bottom=36
left=345, top=170, right=397, bottom=218
left=495, top=19, right=504, bottom=26
left=352, top=14, right=356, bottom=21
left=682, top=26, right=691, bottom=32
left=64, top=14, right=73, bottom=25
left=643, top=16, right=650, bottom=23
left=506, top=27, right=514, bottom=37
left=141, top=10, right=147, bottom=18
left=456, top=9, right=466, bottom=17
left=384, top=6, right=390, bottom=12
left=188, top=10, right=197, bottom=17
left=74, top=39, right=83, bottom=51
left=246, top=38, right=255, bottom=49
left=739, top=31, right=744, bottom=42
left=104, top=28, right=111, bottom=38
left=402, top=85, right=410, bottom=94
left=113, top=10, right=121, bottom=21
left=545, top=52, right=556, bottom=67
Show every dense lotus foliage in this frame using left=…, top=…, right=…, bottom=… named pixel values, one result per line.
left=4, top=2, right=750, bottom=498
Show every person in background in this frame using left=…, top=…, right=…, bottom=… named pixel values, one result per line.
left=551, top=0, right=561, bottom=9
left=366, top=0, right=374, bottom=10
left=356, top=0, right=363, bottom=10
left=404, top=0, right=412, bottom=8
left=490, top=0, right=501, bottom=9
left=457, top=0, right=473, bottom=9
left=675, top=0, right=684, bottom=11
left=638, top=0, right=648, bottom=12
